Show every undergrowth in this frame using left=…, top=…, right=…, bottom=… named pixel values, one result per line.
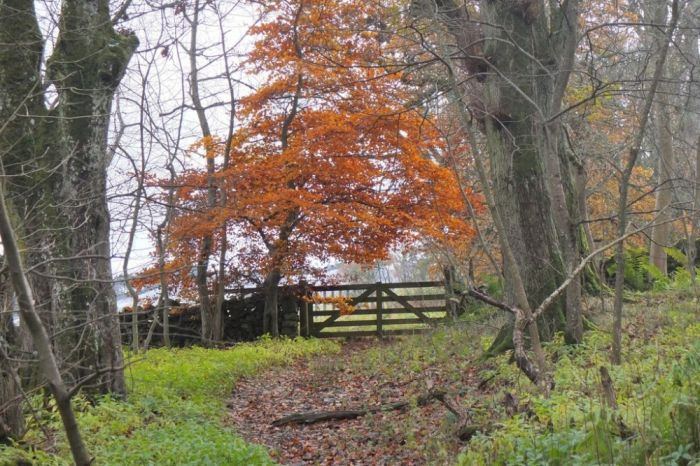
left=0, top=337, right=339, bottom=466
left=3, top=291, right=698, bottom=465
left=345, top=295, right=700, bottom=465
left=458, top=303, right=700, bottom=465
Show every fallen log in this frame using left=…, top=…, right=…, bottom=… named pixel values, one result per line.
left=271, top=390, right=444, bottom=427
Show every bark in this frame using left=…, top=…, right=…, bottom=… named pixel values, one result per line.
left=648, top=2, right=677, bottom=275
left=214, top=9, right=237, bottom=344
left=648, top=99, right=674, bottom=274
left=690, top=136, right=700, bottom=282
left=441, top=56, right=548, bottom=384
left=427, top=0, right=582, bottom=348
left=263, top=269, right=282, bottom=338
left=679, top=0, right=700, bottom=282
left=187, top=0, right=219, bottom=347
left=0, top=330, right=24, bottom=443
left=0, top=269, right=23, bottom=441
left=599, top=366, right=617, bottom=410
left=0, top=177, right=91, bottom=465
left=0, top=0, right=136, bottom=399
left=123, top=145, right=146, bottom=353
left=157, top=162, right=177, bottom=348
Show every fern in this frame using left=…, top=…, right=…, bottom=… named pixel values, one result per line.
left=642, top=262, right=671, bottom=291
left=665, top=247, right=689, bottom=267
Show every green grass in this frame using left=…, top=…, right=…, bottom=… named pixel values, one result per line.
left=0, top=337, right=340, bottom=466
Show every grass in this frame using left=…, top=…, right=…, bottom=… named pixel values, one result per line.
left=4, top=289, right=698, bottom=465
left=0, top=337, right=340, bottom=466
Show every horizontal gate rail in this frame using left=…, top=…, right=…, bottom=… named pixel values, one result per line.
left=304, top=281, right=447, bottom=338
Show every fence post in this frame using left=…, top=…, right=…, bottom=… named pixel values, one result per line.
left=376, top=281, right=383, bottom=338
left=300, top=300, right=309, bottom=338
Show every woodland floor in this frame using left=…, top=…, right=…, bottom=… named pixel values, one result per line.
left=226, top=337, right=480, bottom=465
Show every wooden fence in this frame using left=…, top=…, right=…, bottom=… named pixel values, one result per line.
left=300, top=281, right=449, bottom=338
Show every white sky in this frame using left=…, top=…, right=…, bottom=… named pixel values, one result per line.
left=108, top=0, right=257, bottom=278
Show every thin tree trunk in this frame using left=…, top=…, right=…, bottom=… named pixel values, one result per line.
left=156, top=165, right=176, bottom=348
left=612, top=0, right=678, bottom=365
left=649, top=94, right=675, bottom=274
left=187, top=0, right=219, bottom=347
left=123, top=155, right=146, bottom=353
left=690, top=136, right=700, bottom=282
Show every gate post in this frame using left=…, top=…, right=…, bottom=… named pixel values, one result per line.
left=376, top=281, right=383, bottom=337
left=444, top=266, right=458, bottom=321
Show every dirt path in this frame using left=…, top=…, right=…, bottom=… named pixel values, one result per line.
left=226, top=339, right=476, bottom=465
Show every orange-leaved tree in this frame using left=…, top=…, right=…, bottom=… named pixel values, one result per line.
left=162, top=0, right=479, bottom=337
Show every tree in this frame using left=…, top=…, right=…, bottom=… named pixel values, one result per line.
left=162, top=0, right=478, bottom=337
left=415, top=0, right=584, bottom=347
left=0, top=175, right=92, bottom=465
left=612, top=0, right=679, bottom=365
left=0, top=0, right=136, bottom=435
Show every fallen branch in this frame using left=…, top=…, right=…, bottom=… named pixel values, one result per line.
left=271, top=390, right=444, bottom=427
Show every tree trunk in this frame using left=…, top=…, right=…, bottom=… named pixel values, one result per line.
left=690, top=136, right=700, bottom=282
left=649, top=95, right=676, bottom=274
left=263, top=269, right=282, bottom=338
left=0, top=325, right=24, bottom=443
left=0, top=0, right=136, bottom=397
left=427, top=0, right=582, bottom=349
left=187, top=0, right=221, bottom=347
left=612, top=0, right=678, bottom=365
left=0, top=175, right=92, bottom=465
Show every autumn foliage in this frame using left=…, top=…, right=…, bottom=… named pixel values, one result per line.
left=150, top=0, right=479, bottom=295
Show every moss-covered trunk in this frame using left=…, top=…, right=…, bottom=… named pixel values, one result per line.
left=0, top=0, right=137, bottom=424
left=429, top=0, right=582, bottom=349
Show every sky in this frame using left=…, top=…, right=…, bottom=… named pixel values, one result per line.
left=108, top=0, right=257, bottom=279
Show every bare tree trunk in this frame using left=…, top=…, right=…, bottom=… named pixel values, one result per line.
left=212, top=7, right=238, bottom=343
left=263, top=269, right=282, bottom=338
left=123, top=145, right=146, bottom=353
left=649, top=94, right=676, bottom=274
left=186, top=0, right=220, bottom=346
left=157, top=162, right=177, bottom=349
left=690, top=136, right=700, bottom=282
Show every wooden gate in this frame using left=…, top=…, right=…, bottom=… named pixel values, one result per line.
left=300, top=281, right=448, bottom=338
